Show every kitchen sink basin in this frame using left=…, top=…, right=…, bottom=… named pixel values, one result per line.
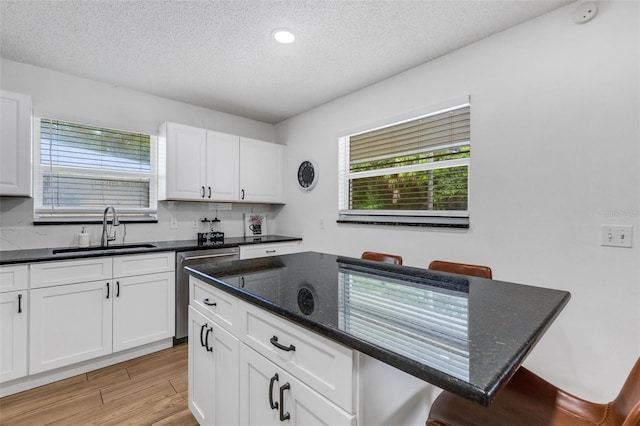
left=52, top=243, right=157, bottom=254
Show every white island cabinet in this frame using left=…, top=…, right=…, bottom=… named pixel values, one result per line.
left=188, top=276, right=355, bottom=426
left=0, top=90, right=32, bottom=197
left=188, top=277, right=240, bottom=425
left=158, top=122, right=284, bottom=204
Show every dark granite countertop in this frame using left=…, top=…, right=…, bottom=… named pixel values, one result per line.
left=186, top=251, right=570, bottom=406
left=0, top=235, right=301, bottom=265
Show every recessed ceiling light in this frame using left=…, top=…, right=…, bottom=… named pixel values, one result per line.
left=272, top=29, right=295, bottom=44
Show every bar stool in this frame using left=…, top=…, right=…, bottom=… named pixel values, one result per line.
left=427, top=356, right=640, bottom=426
left=428, top=260, right=492, bottom=279
left=361, top=251, right=403, bottom=265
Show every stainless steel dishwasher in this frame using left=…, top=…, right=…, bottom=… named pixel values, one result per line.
left=175, top=247, right=239, bottom=343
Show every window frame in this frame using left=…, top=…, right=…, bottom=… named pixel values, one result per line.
left=338, top=97, right=471, bottom=228
left=33, top=117, right=158, bottom=224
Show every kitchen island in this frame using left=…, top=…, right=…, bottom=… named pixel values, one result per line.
left=186, top=251, right=570, bottom=424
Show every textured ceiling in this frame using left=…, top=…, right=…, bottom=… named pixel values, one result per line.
left=0, top=0, right=573, bottom=124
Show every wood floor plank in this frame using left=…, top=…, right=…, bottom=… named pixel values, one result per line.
left=170, top=372, right=188, bottom=394
left=0, top=344, right=196, bottom=426
left=151, top=403, right=199, bottom=426
left=0, top=373, right=87, bottom=416
left=48, top=382, right=177, bottom=426
left=1, top=391, right=103, bottom=426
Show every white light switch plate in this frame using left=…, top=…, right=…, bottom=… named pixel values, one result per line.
left=601, top=225, right=633, bottom=248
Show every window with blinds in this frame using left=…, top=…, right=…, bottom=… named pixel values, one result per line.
left=34, top=118, right=157, bottom=222
left=338, top=268, right=470, bottom=381
left=338, top=98, right=470, bottom=226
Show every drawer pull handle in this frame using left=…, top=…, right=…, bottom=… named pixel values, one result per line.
left=116, top=281, right=120, bottom=297
left=266, top=250, right=276, bottom=254
left=106, top=282, right=110, bottom=299
left=18, top=294, right=22, bottom=313
left=200, top=323, right=207, bottom=348
left=205, top=327, right=213, bottom=352
left=208, top=186, right=212, bottom=198
left=201, top=186, right=205, bottom=198
left=203, top=298, right=217, bottom=306
left=279, top=382, right=291, bottom=421
left=270, top=335, right=295, bottom=352
left=269, top=373, right=279, bottom=410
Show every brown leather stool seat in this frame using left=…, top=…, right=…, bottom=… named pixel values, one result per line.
left=361, top=251, right=403, bottom=265
left=427, top=357, right=640, bottom=426
left=428, top=260, right=492, bottom=279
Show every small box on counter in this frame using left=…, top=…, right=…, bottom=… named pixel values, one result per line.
left=198, top=232, right=224, bottom=245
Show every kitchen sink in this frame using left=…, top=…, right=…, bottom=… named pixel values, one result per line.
left=52, top=243, right=157, bottom=254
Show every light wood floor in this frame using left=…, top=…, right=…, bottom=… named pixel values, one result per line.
left=0, top=343, right=198, bottom=426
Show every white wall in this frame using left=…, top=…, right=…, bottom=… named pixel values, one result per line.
left=275, top=1, right=640, bottom=403
left=0, top=58, right=281, bottom=249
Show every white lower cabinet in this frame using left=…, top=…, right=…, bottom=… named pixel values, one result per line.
left=30, top=281, right=112, bottom=374
left=113, top=272, right=175, bottom=352
left=188, top=306, right=239, bottom=426
left=28, top=253, right=175, bottom=375
left=239, top=241, right=301, bottom=260
left=0, top=290, right=28, bottom=382
left=240, top=345, right=356, bottom=426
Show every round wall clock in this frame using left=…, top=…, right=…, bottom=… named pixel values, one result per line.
left=297, top=160, right=318, bottom=190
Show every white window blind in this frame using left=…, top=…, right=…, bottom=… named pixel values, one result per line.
left=34, top=118, right=157, bottom=222
left=338, top=268, right=470, bottom=381
left=338, top=98, right=470, bottom=226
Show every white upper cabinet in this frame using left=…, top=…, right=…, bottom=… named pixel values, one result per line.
left=159, top=122, right=284, bottom=204
left=207, top=130, right=240, bottom=201
left=159, top=122, right=208, bottom=201
left=239, top=137, right=284, bottom=204
left=0, top=90, right=32, bottom=197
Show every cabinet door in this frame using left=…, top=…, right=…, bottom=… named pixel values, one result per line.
left=0, top=90, right=32, bottom=197
left=112, top=272, right=174, bottom=352
left=239, top=137, right=285, bottom=203
left=164, top=123, right=207, bottom=200
left=30, top=281, right=112, bottom=374
left=189, top=306, right=240, bottom=426
left=0, top=291, right=28, bottom=383
left=207, top=130, right=240, bottom=201
left=240, top=345, right=355, bottom=426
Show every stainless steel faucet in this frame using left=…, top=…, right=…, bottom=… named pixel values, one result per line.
left=101, top=206, right=120, bottom=247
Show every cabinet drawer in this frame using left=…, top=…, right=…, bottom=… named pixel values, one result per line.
left=239, top=242, right=300, bottom=260
left=31, top=258, right=112, bottom=289
left=190, top=277, right=239, bottom=335
left=240, top=300, right=354, bottom=412
left=113, top=251, right=175, bottom=277
left=0, top=264, right=28, bottom=292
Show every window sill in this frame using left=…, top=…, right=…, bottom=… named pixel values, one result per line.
left=337, top=215, right=469, bottom=228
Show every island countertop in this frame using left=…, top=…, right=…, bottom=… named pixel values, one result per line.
left=185, top=251, right=570, bottom=406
